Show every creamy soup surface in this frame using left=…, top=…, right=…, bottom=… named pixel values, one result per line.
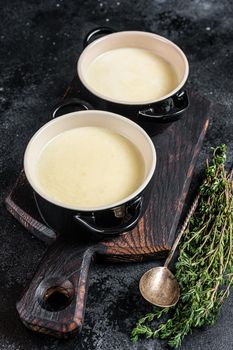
left=37, top=127, right=145, bottom=208
left=84, top=48, right=178, bottom=103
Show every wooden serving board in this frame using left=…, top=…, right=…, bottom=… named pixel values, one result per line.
left=5, top=88, right=210, bottom=337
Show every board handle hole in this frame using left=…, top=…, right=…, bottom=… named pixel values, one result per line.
left=38, top=279, right=74, bottom=312
left=43, top=286, right=71, bottom=311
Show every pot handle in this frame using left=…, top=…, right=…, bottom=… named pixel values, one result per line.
left=74, top=197, right=143, bottom=236
left=83, top=27, right=115, bottom=48
left=17, top=238, right=97, bottom=337
left=138, top=90, right=189, bottom=122
left=52, top=98, right=93, bottom=119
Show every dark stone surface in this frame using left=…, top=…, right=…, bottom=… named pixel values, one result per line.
left=0, top=0, right=232, bottom=349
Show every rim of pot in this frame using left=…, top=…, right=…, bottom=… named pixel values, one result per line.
left=77, top=31, right=189, bottom=106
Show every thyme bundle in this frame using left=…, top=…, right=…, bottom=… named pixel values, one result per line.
left=131, top=144, right=233, bottom=348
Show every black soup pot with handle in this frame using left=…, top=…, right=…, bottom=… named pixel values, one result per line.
left=24, top=103, right=157, bottom=241
left=73, top=27, right=189, bottom=134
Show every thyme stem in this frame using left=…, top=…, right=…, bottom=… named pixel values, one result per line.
left=131, top=145, right=233, bottom=348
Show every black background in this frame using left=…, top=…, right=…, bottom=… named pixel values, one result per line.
left=0, top=0, right=233, bottom=349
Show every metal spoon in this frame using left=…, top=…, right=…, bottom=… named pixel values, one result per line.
left=139, top=194, right=200, bottom=308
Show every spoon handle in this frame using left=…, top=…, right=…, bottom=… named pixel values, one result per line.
left=164, top=194, right=200, bottom=268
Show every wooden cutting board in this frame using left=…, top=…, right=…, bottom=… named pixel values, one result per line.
left=5, top=88, right=210, bottom=337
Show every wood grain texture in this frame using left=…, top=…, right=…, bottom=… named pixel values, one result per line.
left=5, top=171, right=56, bottom=244
left=17, top=238, right=96, bottom=337
left=5, top=88, right=211, bottom=337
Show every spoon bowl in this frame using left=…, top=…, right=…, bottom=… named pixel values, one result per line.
left=139, top=267, right=180, bottom=307
left=139, top=194, right=200, bottom=308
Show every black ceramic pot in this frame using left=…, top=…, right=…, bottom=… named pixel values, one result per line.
left=24, top=107, right=156, bottom=240
left=75, top=27, right=189, bottom=128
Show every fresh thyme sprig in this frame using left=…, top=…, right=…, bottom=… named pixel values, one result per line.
left=131, top=144, right=233, bottom=348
